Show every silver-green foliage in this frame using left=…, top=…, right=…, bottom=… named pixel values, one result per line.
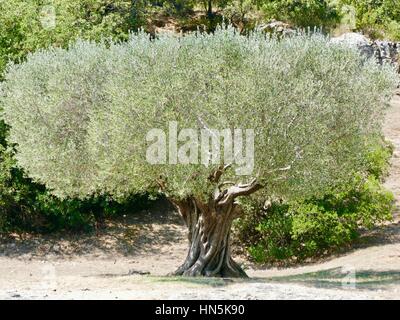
left=1, top=27, right=398, bottom=200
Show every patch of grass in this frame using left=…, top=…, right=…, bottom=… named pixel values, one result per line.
left=267, top=268, right=400, bottom=289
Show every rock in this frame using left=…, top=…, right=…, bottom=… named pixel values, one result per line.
left=373, top=40, right=400, bottom=66
left=128, top=269, right=150, bottom=275
left=257, top=20, right=295, bottom=36
left=330, top=32, right=371, bottom=47
left=331, top=32, right=400, bottom=71
left=330, top=32, right=375, bottom=59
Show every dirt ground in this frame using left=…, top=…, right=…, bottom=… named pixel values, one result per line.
left=1, top=94, right=400, bottom=300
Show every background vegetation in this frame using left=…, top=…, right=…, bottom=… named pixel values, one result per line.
left=339, top=0, right=400, bottom=40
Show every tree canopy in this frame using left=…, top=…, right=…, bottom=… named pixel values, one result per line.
left=1, top=28, right=397, bottom=201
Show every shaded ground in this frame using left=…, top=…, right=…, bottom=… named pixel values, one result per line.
left=1, top=94, right=400, bottom=300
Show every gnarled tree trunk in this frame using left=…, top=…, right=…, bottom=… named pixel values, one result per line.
left=171, top=197, right=245, bottom=277
left=169, top=171, right=261, bottom=278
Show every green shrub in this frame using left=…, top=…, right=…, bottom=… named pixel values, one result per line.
left=235, top=141, right=395, bottom=264
left=159, top=0, right=195, bottom=16
left=262, top=0, right=341, bottom=29
left=339, top=0, right=400, bottom=41
left=364, top=136, right=393, bottom=180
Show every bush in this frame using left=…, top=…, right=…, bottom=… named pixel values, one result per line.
left=364, top=136, right=393, bottom=180
left=159, top=0, right=195, bottom=16
left=262, top=0, right=341, bottom=29
left=234, top=138, right=395, bottom=264
left=339, top=0, right=400, bottom=41
left=236, top=179, right=394, bottom=264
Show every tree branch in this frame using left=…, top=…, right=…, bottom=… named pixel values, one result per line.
left=228, top=178, right=263, bottom=198
left=217, top=178, right=263, bottom=205
left=156, top=176, right=167, bottom=192
left=208, top=163, right=231, bottom=183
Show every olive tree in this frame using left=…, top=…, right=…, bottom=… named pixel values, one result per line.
left=1, top=27, right=397, bottom=277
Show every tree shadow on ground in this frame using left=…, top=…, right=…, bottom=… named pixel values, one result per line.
left=0, top=198, right=186, bottom=258
left=144, top=268, right=400, bottom=291
left=1, top=200, right=400, bottom=278
left=265, top=268, right=400, bottom=290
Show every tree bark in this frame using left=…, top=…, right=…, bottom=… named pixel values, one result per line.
left=169, top=176, right=262, bottom=278
left=206, top=0, right=213, bottom=17
left=171, top=197, right=245, bottom=277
